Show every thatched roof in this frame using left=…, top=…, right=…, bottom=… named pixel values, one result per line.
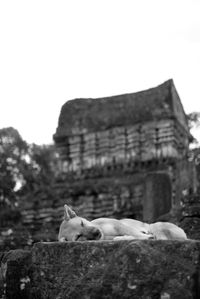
left=54, top=79, right=189, bottom=141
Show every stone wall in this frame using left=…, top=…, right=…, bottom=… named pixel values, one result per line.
left=1, top=240, right=200, bottom=299
left=56, top=120, right=188, bottom=173
left=180, top=194, right=200, bottom=240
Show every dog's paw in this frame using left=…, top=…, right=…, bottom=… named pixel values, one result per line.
left=113, top=234, right=155, bottom=241
left=113, top=236, right=135, bottom=241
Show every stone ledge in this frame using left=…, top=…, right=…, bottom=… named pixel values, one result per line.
left=1, top=240, right=200, bottom=299
left=31, top=240, right=200, bottom=299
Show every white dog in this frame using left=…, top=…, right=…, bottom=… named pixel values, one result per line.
left=58, top=205, right=187, bottom=242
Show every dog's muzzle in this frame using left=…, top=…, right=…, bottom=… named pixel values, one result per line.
left=77, top=227, right=102, bottom=241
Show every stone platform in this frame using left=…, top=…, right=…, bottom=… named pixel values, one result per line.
left=1, top=240, right=200, bottom=299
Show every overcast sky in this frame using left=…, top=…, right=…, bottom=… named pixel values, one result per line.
left=0, top=0, right=200, bottom=145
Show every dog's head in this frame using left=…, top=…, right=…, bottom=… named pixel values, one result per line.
left=58, top=205, right=103, bottom=242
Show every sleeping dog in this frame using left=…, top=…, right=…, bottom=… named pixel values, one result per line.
left=58, top=204, right=187, bottom=241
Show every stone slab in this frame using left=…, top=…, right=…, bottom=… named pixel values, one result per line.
left=31, top=240, right=200, bottom=299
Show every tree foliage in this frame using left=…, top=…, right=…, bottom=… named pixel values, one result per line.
left=186, top=112, right=200, bottom=146
left=187, top=112, right=200, bottom=130
left=0, top=127, right=28, bottom=206
left=0, top=127, right=61, bottom=231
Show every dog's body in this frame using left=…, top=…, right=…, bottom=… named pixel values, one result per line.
left=58, top=205, right=187, bottom=242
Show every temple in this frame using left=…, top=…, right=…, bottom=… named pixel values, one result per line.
left=53, top=79, right=195, bottom=223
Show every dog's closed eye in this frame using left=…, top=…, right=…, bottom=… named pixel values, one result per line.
left=141, top=230, right=155, bottom=239
left=75, top=233, right=82, bottom=241
left=141, top=230, right=151, bottom=235
left=81, top=220, right=84, bottom=227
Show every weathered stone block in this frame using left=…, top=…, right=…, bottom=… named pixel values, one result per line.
left=31, top=240, right=200, bottom=299
left=0, top=249, right=31, bottom=299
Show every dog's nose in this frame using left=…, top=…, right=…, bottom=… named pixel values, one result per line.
left=59, top=237, right=68, bottom=242
left=93, top=229, right=101, bottom=240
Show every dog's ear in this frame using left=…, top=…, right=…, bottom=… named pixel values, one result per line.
left=64, top=204, right=77, bottom=221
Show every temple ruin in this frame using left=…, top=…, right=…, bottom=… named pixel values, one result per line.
left=53, top=79, right=195, bottom=223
